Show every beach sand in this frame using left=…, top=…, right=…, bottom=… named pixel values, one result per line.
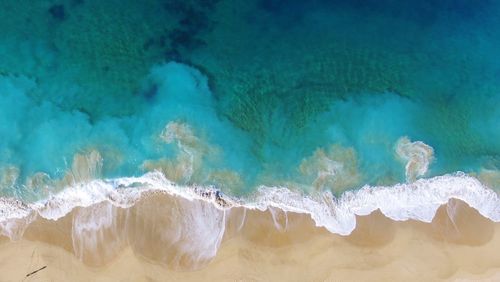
left=1, top=196, right=499, bottom=282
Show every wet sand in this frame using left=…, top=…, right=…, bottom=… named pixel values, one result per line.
left=1, top=195, right=499, bottom=282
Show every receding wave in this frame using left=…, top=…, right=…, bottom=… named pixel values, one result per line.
left=0, top=171, right=498, bottom=241
left=0, top=172, right=499, bottom=280
left=1, top=172, right=499, bottom=238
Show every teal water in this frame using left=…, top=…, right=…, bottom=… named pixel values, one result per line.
left=0, top=0, right=499, bottom=201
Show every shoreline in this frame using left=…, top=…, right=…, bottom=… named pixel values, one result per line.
left=1, top=171, right=498, bottom=239
left=1, top=192, right=500, bottom=281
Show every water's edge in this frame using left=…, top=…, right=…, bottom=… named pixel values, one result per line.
left=1, top=171, right=498, bottom=239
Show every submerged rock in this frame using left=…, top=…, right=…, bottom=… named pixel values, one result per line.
left=48, top=4, right=66, bottom=21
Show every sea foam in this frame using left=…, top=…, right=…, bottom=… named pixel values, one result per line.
left=0, top=171, right=498, bottom=238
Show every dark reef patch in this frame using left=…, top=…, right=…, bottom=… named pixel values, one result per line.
left=163, top=49, right=183, bottom=62
left=159, top=0, right=220, bottom=61
left=71, top=0, right=85, bottom=6
left=168, top=28, right=206, bottom=51
left=255, top=0, right=491, bottom=26
left=48, top=4, right=66, bottom=21
left=142, top=84, right=159, bottom=101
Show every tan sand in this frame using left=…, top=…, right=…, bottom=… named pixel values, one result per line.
left=0, top=196, right=499, bottom=282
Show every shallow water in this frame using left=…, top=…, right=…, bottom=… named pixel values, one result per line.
left=1, top=1, right=499, bottom=196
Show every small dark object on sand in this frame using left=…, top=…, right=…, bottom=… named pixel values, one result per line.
left=26, top=266, right=47, bottom=277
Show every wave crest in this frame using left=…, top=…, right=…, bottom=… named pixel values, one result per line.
left=0, top=171, right=498, bottom=271
left=0, top=171, right=497, bottom=238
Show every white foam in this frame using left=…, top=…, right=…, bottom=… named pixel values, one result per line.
left=0, top=198, right=35, bottom=239
left=0, top=171, right=498, bottom=238
left=395, top=136, right=434, bottom=182
left=72, top=201, right=125, bottom=264
left=252, top=172, right=500, bottom=235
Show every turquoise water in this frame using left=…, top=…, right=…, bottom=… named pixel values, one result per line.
left=0, top=0, right=499, bottom=201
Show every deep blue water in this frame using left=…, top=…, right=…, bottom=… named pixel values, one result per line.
left=0, top=0, right=498, bottom=200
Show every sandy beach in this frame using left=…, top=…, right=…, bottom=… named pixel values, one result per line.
left=1, top=195, right=499, bottom=282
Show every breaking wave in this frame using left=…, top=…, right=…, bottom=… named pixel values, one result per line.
left=0, top=171, right=498, bottom=239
